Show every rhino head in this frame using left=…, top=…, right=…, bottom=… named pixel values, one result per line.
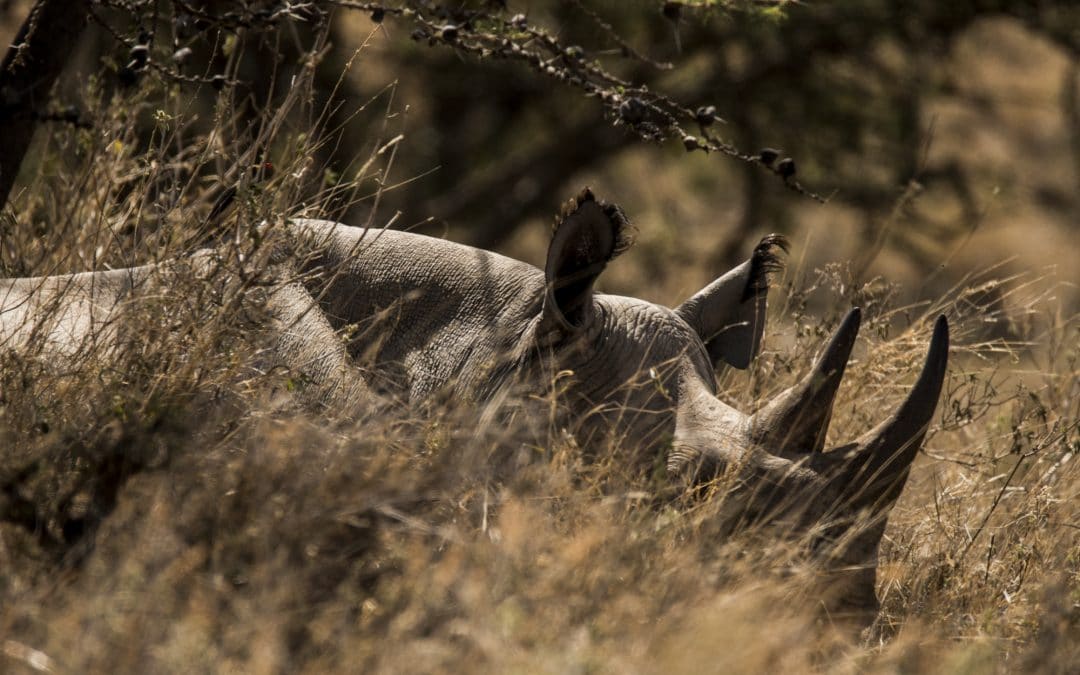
left=518, top=189, right=949, bottom=618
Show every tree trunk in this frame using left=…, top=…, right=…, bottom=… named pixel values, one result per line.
left=0, top=0, right=91, bottom=209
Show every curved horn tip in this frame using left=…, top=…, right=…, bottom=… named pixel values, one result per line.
left=933, top=314, right=949, bottom=342
left=897, top=313, right=949, bottom=409
left=814, top=306, right=862, bottom=375
left=836, top=306, right=862, bottom=342
left=927, top=314, right=950, bottom=371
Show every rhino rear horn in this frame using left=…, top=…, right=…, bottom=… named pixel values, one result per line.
left=541, top=188, right=633, bottom=333
left=749, top=307, right=862, bottom=455
left=675, top=234, right=788, bottom=369
left=841, top=315, right=950, bottom=510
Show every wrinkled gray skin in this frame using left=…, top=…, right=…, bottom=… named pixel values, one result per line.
left=0, top=189, right=949, bottom=622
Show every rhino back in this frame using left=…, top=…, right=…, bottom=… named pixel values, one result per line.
left=1, top=266, right=155, bottom=355
left=290, top=220, right=546, bottom=401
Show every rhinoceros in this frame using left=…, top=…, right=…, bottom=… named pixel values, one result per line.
left=0, top=188, right=948, bottom=618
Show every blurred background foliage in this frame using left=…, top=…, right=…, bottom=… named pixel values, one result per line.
left=2, top=0, right=1078, bottom=313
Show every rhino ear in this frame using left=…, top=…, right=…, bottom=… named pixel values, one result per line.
left=675, top=235, right=788, bottom=369
left=541, top=188, right=633, bottom=332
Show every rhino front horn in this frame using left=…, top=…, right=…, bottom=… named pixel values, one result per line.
left=843, top=314, right=950, bottom=510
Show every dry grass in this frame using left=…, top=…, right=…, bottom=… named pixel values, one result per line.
left=1, top=29, right=1078, bottom=675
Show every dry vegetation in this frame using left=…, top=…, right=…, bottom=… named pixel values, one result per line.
left=1, top=17, right=1079, bottom=675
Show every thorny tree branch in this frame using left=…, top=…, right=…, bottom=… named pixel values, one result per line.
left=10, top=0, right=1080, bottom=216
left=313, top=1, right=829, bottom=201
left=4, top=0, right=830, bottom=215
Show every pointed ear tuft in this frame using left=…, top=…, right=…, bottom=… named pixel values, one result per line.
left=675, top=234, right=788, bottom=369
left=742, top=234, right=790, bottom=301
left=553, top=187, right=635, bottom=257
left=542, top=188, right=635, bottom=332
